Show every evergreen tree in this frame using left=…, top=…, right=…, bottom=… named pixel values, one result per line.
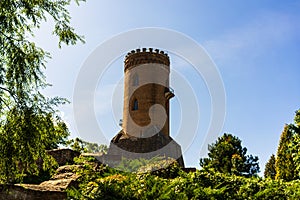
left=264, top=154, right=276, bottom=179
left=275, top=124, right=295, bottom=180
left=200, top=133, right=260, bottom=177
left=290, top=133, right=300, bottom=179
left=289, top=109, right=300, bottom=179
left=295, top=109, right=300, bottom=126
left=0, top=0, right=84, bottom=183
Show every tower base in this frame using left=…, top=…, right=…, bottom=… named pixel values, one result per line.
left=105, top=130, right=184, bottom=168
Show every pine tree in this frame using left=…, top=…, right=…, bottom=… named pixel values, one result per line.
left=264, top=154, right=276, bottom=179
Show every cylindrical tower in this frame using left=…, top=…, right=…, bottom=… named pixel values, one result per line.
left=107, top=48, right=184, bottom=168
left=122, top=48, right=174, bottom=138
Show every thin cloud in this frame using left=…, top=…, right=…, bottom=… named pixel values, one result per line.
left=203, top=11, right=299, bottom=64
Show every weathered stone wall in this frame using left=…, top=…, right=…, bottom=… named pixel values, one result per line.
left=47, top=149, right=80, bottom=166
left=0, top=184, right=67, bottom=200
left=0, top=164, right=81, bottom=200
left=108, top=130, right=184, bottom=167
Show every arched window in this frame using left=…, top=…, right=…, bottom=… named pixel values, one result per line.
left=133, top=99, right=138, bottom=110
left=133, top=74, right=139, bottom=86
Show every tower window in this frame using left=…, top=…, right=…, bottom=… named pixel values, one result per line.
left=133, top=99, right=138, bottom=110
left=133, top=74, right=139, bottom=86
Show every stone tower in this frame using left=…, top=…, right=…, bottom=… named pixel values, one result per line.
left=107, top=48, right=184, bottom=167
left=122, top=48, right=174, bottom=138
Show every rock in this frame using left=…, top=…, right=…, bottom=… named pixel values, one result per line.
left=0, top=184, right=67, bottom=200
left=47, top=149, right=80, bottom=166
left=0, top=165, right=81, bottom=199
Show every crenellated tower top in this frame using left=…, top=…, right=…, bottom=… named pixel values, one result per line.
left=124, top=48, right=170, bottom=72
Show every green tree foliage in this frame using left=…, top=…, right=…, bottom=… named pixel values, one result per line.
left=276, top=109, right=300, bottom=180
left=86, top=143, right=108, bottom=154
left=67, top=137, right=108, bottom=154
left=0, top=0, right=84, bottom=183
left=116, top=156, right=163, bottom=172
left=294, top=109, right=300, bottom=126
left=290, top=110, right=300, bottom=179
left=291, top=134, right=300, bottom=179
left=264, top=154, right=276, bottom=179
left=200, top=133, right=260, bottom=177
left=67, top=137, right=86, bottom=153
left=275, top=109, right=300, bottom=181
left=276, top=125, right=295, bottom=180
left=67, top=157, right=300, bottom=199
left=116, top=156, right=181, bottom=178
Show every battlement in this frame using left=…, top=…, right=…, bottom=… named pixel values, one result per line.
left=124, top=48, right=170, bottom=71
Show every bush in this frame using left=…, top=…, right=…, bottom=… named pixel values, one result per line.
left=67, top=158, right=300, bottom=199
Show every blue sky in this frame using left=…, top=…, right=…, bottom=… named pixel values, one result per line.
left=34, top=1, right=300, bottom=174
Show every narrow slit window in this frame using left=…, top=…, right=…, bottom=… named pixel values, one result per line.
left=133, top=74, right=139, bottom=86
left=133, top=99, right=138, bottom=110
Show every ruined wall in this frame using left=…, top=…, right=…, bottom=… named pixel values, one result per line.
left=47, top=149, right=80, bottom=166
left=0, top=184, right=67, bottom=200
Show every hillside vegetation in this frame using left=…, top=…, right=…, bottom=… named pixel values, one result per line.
left=66, top=109, right=300, bottom=199
left=66, top=156, right=300, bottom=199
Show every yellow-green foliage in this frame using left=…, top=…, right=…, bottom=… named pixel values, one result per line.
left=200, top=133, right=260, bottom=177
left=67, top=157, right=300, bottom=200
left=0, top=0, right=84, bottom=184
left=276, top=125, right=295, bottom=180
left=264, top=154, right=276, bottom=179
left=275, top=109, right=300, bottom=181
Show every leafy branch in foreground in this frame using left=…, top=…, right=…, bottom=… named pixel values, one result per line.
left=0, top=0, right=85, bottom=183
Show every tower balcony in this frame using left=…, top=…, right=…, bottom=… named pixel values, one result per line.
left=165, top=87, right=175, bottom=100
left=119, top=119, right=123, bottom=127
